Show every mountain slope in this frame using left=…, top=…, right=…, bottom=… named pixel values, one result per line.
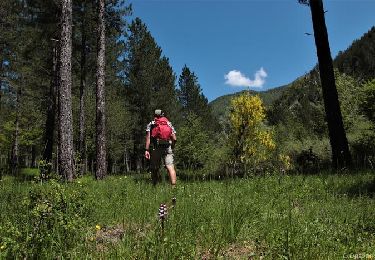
left=210, top=26, right=375, bottom=121
left=209, top=84, right=289, bottom=120
left=334, top=26, right=375, bottom=82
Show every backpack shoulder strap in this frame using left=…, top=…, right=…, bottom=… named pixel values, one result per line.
left=156, top=117, right=169, bottom=125
left=146, top=121, right=155, bottom=132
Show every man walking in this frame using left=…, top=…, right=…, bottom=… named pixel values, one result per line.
left=145, top=109, right=177, bottom=187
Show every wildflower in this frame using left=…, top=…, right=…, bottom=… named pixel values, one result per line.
left=0, top=244, right=5, bottom=250
left=158, top=204, right=168, bottom=220
left=77, top=181, right=81, bottom=184
left=95, top=225, right=101, bottom=230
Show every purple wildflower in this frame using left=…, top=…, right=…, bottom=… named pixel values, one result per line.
left=158, top=203, right=168, bottom=220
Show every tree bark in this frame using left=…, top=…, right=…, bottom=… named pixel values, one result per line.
left=95, top=0, right=107, bottom=180
left=79, top=3, right=87, bottom=175
left=58, top=0, right=74, bottom=181
left=309, top=0, right=352, bottom=169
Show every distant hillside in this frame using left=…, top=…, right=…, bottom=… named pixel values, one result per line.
left=334, top=26, right=375, bottom=82
left=210, top=26, right=375, bottom=121
left=209, top=84, right=289, bottom=120
left=270, top=26, right=375, bottom=133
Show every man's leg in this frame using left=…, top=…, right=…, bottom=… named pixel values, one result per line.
left=165, top=164, right=176, bottom=186
left=165, top=148, right=177, bottom=206
left=164, top=147, right=176, bottom=186
left=166, top=164, right=177, bottom=207
left=150, top=149, right=162, bottom=185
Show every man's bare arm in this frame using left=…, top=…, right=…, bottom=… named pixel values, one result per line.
left=145, top=131, right=151, bottom=159
left=171, top=133, right=176, bottom=149
left=145, top=131, right=151, bottom=150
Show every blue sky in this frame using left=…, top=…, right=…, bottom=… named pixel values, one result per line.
left=127, top=0, right=375, bottom=101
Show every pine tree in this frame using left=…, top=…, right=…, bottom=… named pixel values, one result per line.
left=152, top=57, right=181, bottom=125
left=73, top=0, right=130, bottom=174
left=77, top=0, right=89, bottom=174
left=9, top=87, right=20, bottom=175
left=299, top=0, right=352, bottom=169
left=125, top=18, right=179, bottom=170
left=177, top=65, right=215, bottom=129
left=0, top=0, right=130, bottom=175
left=1, top=0, right=47, bottom=172
left=95, top=0, right=107, bottom=180
left=58, top=0, right=74, bottom=181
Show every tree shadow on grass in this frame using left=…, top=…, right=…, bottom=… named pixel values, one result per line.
left=10, top=168, right=40, bottom=182
left=131, top=172, right=152, bottom=184
left=337, top=178, right=375, bottom=198
left=130, top=169, right=247, bottom=186
left=176, top=171, right=243, bottom=182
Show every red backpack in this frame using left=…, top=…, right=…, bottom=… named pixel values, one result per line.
left=151, top=117, right=172, bottom=140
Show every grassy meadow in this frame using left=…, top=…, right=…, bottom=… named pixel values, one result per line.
left=1, top=169, right=375, bottom=259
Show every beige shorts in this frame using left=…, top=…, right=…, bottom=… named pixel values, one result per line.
left=150, top=145, right=174, bottom=170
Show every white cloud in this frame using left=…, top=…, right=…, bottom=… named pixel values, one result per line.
left=224, top=67, right=267, bottom=88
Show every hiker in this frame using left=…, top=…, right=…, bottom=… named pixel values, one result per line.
left=145, top=109, right=177, bottom=187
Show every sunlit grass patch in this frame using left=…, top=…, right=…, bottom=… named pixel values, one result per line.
left=1, top=171, right=375, bottom=259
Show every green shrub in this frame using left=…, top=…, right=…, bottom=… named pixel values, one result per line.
left=0, top=180, right=90, bottom=259
left=175, top=113, right=212, bottom=170
left=37, top=160, right=55, bottom=181
left=361, top=79, right=375, bottom=124
left=351, top=130, right=375, bottom=168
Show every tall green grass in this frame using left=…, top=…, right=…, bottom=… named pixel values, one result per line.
left=1, top=171, right=375, bottom=259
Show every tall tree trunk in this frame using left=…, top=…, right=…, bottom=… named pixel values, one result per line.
left=43, top=42, right=59, bottom=164
left=309, top=0, right=352, bottom=169
left=124, top=148, right=130, bottom=172
left=58, top=0, right=74, bottom=181
left=10, top=86, right=21, bottom=175
left=79, top=4, right=87, bottom=175
left=56, top=68, right=60, bottom=176
left=95, top=0, right=107, bottom=180
left=31, top=145, right=36, bottom=168
left=10, top=114, right=19, bottom=174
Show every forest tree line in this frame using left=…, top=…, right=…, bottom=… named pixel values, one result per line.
left=0, top=0, right=217, bottom=180
left=1, top=0, right=375, bottom=181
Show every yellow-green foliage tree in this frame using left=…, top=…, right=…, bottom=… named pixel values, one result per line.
left=229, top=93, right=276, bottom=174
